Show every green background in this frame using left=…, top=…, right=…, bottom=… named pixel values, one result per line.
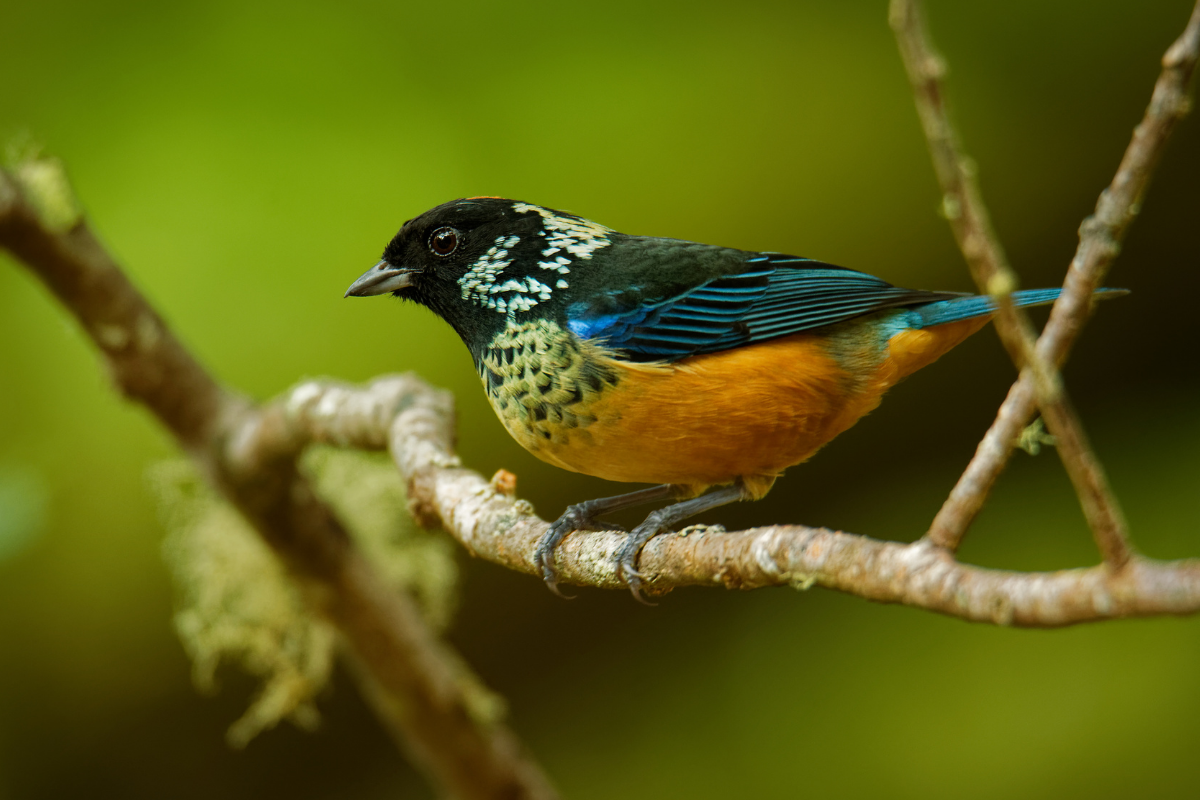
left=2, top=0, right=1199, bottom=796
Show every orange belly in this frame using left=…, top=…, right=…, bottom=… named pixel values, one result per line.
left=558, top=333, right=864, bottom=495
left=505, top=316, right=989, bottom=496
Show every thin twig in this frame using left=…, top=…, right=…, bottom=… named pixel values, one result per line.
left=922, top=0, right=1200, bottom=555
left=889, top=0, right=1199, bottom=565
left=0, top=164, right=558, bottom=800
left=2, top=9, right=1196, bottom=781
left=1042, top=0, right=1200, bottom=366
left=250, top=375, right=1200, bottom=627
left=887, top=0, right=1049, bottom=384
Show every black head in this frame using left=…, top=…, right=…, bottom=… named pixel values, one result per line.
left=345, top=197, right=614, bottom=350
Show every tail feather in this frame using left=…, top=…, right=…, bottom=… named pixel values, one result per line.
left=914, top=287, right=1128, bottom=328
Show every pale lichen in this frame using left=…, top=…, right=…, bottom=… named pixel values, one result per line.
left=787, top=573, right=818, bottom=591
left=5, top=140, right=83, bottom=233
left=153, top=461, right=335, bottom=748
left=302, top=446, right=458, bottom=630
left=1017, top=417, right=1057, bottom=456
left=677, top=523, right=725, bottom=537
left=153, top=448, right=461, bottom=747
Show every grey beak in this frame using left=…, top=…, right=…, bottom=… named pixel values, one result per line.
left=344, top=260, right=418, bottom=297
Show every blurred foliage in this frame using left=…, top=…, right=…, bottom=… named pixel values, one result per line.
left=1, top=0, right=1198, bottom=798
left=0, top=464, right=47, bottom=564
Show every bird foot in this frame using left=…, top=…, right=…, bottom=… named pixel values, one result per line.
left=534, top=504, right=628, bottom=598
left=615, top=517, right=671, bottom=606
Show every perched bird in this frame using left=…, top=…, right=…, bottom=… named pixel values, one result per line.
left=346, top=197, right=1122, bottom=601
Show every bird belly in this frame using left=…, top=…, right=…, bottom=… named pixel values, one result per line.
left=480, top=316, right=988, bottom=495
left=488, top=332, right=877, bottom=494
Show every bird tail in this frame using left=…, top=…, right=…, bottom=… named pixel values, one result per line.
left=914, top=287, right=1128, bottom=328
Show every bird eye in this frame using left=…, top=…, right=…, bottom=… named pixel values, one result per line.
left=429, top=227, right=459, bottom=256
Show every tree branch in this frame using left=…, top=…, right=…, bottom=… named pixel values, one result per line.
left=890, top=0, right=1200, bottom=561
left=3, top=5, right=1198, bottom=789
left=250, top=375, right=1200, bottom=627
left=0, top=164, right=558, bottom=800
left=925, top=0, right=1200, bottom=553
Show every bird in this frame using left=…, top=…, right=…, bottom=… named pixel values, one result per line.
left=345, top=197, right=1123, bottom=602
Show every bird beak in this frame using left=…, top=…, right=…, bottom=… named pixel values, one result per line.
left=344, top=260, right=419, bottom=297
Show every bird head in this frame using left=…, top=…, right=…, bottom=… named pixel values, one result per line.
left=346, top=197, right=614, bottom=351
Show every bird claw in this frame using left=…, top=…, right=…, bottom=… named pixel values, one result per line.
left=533, top=485, right=684, bottom=601
left=619, top=568, right=657, bottom=606
left=533, top=519, right=576, bottom=599
left=534, top=503, right=627, bottom=598
left=543, top=576, right=576, bottom=601
left=615, top=523, right=662, bottom=605
left=534, top=547, right=575, bottom=599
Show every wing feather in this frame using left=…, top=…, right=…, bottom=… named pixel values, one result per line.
left=567, top=253, right=961, bottom=362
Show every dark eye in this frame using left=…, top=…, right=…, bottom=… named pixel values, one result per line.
left=429, top=227, right=458, bottom=256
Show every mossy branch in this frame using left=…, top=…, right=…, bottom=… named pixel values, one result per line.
left=2, top=2, right=1198, bottom=796
left=237, top=375, right=1200, bottom=626
left=0, top=162, right=558, bottom=800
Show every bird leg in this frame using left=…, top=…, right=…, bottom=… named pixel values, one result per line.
left=535, top=484, right=679, bottom=597
left=617, top=482, right=751, bottom=604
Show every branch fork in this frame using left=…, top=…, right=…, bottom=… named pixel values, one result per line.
left=2, top=2, right=1198, bottom=797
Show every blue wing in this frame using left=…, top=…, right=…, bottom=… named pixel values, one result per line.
left=566, top=253, right=962, bottom=362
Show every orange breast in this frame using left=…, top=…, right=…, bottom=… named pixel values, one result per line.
left=528, top=333, right=860, bottom=496
left=509, top=315, right=991, bottom=496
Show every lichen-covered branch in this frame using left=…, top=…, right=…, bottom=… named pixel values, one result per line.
left=0, top=155, right=230, bottom=453
left=890, top=0, right=1200, bottom=560
left=250, top=375, right=1200, bottom=627
left=0, top=163, right=558, bottom=800
left=3, top=4, right=1198, bottom=789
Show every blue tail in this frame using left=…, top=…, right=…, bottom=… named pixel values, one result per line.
left=914, top=287, right=1128, bottom=328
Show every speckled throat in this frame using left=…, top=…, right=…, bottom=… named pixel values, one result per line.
left=475, top=320, right=619, bottom=456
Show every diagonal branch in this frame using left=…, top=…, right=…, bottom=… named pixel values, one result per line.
left=0, top=162, right=558, bottom=800
left=887, top=0, right=1055, bottom=392
left=920, top=0, right=1200, bottom=556
left=889, top=0, right=1200, bottom=562
left=1041, top=0, right=1200, bottom=365
left=2, top=8, right=1197, bottom=788
left=257, top=375, right=1200, bottom=627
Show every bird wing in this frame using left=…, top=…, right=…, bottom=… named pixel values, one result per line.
left=566, top=252, right=964, bottom=362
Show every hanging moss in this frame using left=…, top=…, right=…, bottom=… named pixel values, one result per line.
left=152, top=448, right=460, bottom=747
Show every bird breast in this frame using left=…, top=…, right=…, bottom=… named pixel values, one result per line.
left=476, top=319, right=902, bottom=496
